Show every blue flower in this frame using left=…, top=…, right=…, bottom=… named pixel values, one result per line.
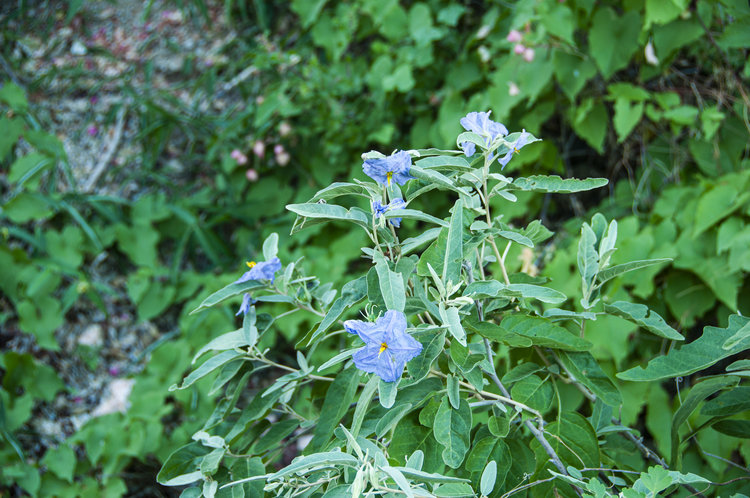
left=235, top=293, right=256, bottom=316
left=363, top=151, right=414, bottom=186
left=344, top=310, right=423, bottom=383
left=497, top=130, right=531, bottom=169
left=372, top=198, right=407, bottom=227
left=236, top=257, right=282, bottom=284
left=459, top=111, right=509, bottom=157
left=234, top=257, right=281, bottom=315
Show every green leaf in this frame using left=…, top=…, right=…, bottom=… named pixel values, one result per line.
left=596, top=259, right=671, bottom=285
left=723, top=320, right=750, bottom=350
left=511, top=375, right=553, bottom=413
left=253, top=419, right=299, bottom=454
left=645, top=0, right=687, bottom=27
left=571, top=98, right=609, bottom=153
left=603, top=301, right=684, bottom=341
left=446, top=374, right=459, bottom=410
left=310, top=367, right=360, bottom=451
left=415, top=155, right=472, bottom=171
left=536, top=412, right=600, bottom=469
left=494, top=230, right=534, bottom=248
left=511, top=175, right=608, bottom=194
left=269, top=452, right=359, bottom=479
left=157, top=442, right=209, bottom=486
left=300, top=276, right=368, bottom=347
left=613, top=98, right=644, bottom=143
left=0, top=82, right=29, bottom=111
left=559, top=351, right=622, bottom=407
left=693, top=184, right=745, bottom=237
left=402, top=228, right=442, bottom=255
left=385, top=208, right=449, bottom=227
left=190, top=280, right=266, bottom=314
left=553, top=52, right=597, bottom=101
left=433, top=483, right=475, bottom=497
left=617, top=315, right=750, bottom=381
left=711, top=419, right=750, bottom=439
left=379, top=377, right=399, bottom=409
left=262, top=233, right=278, bottom=261
left=286, top=203, right=370, bottom=231
left=374, top=253, right=406, bottom=312
left=499, top=315, right=592, bottom=351
left=578, top=222, right=598, bottom=306
left=700, top=386, right=750, bottom=417
left=376, top=403, right=414, bottom=438
left=409, top=165, right=467, bottom=196
left=670, top=376, right=739, bottom=467
left=439, top=304, right=466, bottom=347
left=588, top=8, right=641, bottom=78
left=443, top=199, right=463, bottom=285
left=464, top=281, right=566, bottom=304
left=41, top=444, right=76, bottom=483
left=395, top=467, right=470, bottom=484
left=170, top=350, right=243, bottom=391
left=407, top=330, right=446, bottom=382
left=480, top=460, right=498, bottom=496
left=309, top=182, right=374, bottom=202
left=433, top=397, right=472, bottom=469
left=291, top=0, right=328, bottom=27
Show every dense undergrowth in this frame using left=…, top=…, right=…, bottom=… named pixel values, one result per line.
left=0, top=0, right=748, bottom=496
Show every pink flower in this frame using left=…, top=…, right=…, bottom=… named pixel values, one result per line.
left=87, top=125, right=98, bottom=136
left=513, top=44, right=526, bottom=55
left=252, top=140, right=265, bottom=158
left=108, top=366, right=120, bottom=376
left=231, top=149, right=248, bottom=165
left=246, top=169, right=259, bottom=182
left=274, top=144, right=285, bottom=155
left=523, top=48, right=535, bottom=62
left=275, top=145, right=290, bottom=166
left=506, top=30, right=522, bottom=43
left=509, top=82, right=520, bottom=96
left=279, top=121, right=292, bottom=137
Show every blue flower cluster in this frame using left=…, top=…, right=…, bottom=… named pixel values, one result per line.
left=362, top=150, right=414, bottom=186
left=371, top=198, right=406, bottom=227
left=345, top=310, right=423, bottom=383
left=459, top=111, right=531, bottom=169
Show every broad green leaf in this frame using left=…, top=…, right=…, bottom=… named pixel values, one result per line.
left=617, top=315, right=750, bottom=381
left=380, top=466, right=415, bottom=498
left=613, top=98, right=644, bottom=143
left=501, top=362, right=543, bottom=384
left=693, top=184, right=746, bottom=237
left=169, top=350, right=243, bottom=391
left=415, top=155, right=472, bottom=171
left=157, top=442, right=209, bottom=486
left=596, top=259, right=671, bottom=285
left=501, top=315, right=592, bottom=351
left=253, top=419, right=299, bottom=454
left=443, top=199, right=463, bottom=284
left=446, top=374, right=459, bottom=410
left=376, top=403, right=414, bottom=438
left=402, top=228, right=442, bottom=255
left=309, top=182, right=374, bottom=202
left=41, top=444, right=76, bottom=483
left=480, top=461, right=498, bottom=496
left=589, top=8, right=641, bottom=78
left=559, top=351, right=622, bottom=407
left=494, top=230, right=534, bottom=248
left=578, top=222, right=598, bottom=307
left=310, top=367, right=360, bottom=451
left=410, top=165, right=467, bottom=195
left=286, top=203, right=370, bottom=231
left=407, top=330, right=446, bottom=382
left=533, top=412, right=599, bottom=469
left=700, top=386, right=750, bottom=417
left=374, top=253, right=406, bottom=312
left=510, top=175, right=608, bottom=194
left=433, top=397, right=472, bottom=469
left=192, top=329, right=247, bottom=363
left=466, top=437, right=497, bottom=473
left=379, top=378, right=399, bottom=409
left=603, top=301, right=684, bottom=341
left=464, top=281, right=566, bottom=304
left=722, top=321, right=750, bottom=350
left=670, top=376, right=739, bottom=466
left=433, top=483, right=475, bottom=497
left=300, top=276, right=367, bottom=347
left=511, top=375, right=553, bottom=413
left=711, top=419, right=750, bottom=439
left=191, top=280, right=266, bottom=314
left=571, top=99, right=609, bottom=153
left=395, top=467, right=470, bottom=484
left=262, top=233, right=279, bottom=261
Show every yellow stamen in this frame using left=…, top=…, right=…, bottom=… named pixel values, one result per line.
left=386, top=171, right=393, bottom=185
left=246, top=261, right=257, bottom=268
left=514, top=148, right=520, bottom=154
left=378, top=342, right=388, bottom=357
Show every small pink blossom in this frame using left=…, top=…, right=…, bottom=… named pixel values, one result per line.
left=523, top=48, right=535, bottom=62
left=506, top=30, right=523, bottom=43
left=231, top=149, right=248, bottom=165
left=509, top=82, right=520, bottom=96
left=108, top=366, right=120, bottom=376
left=279, top=121, right=292, bottom=137
left=245, top=169, right=259, bottom=182
left=252, top=140, right=265, bottom=158
left=273, top=144, right=285, bottom=155
left=87, top=125, right=98, bottom=136
left=275, top=145, right=290, bottom=167
left=513, top=44, right=526, bottom=55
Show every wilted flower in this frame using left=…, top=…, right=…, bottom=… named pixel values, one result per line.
left=523, top=48, right=535, bottom=62
left=459, top=111, right=509, bottom=156
left=514, top=44, right=526, bottom=55
left=372, top=198, right=406, bottom=227
left=344, top=310, right=422, bottom=383
left=506, top=30, right=522, bottom=43
left=235, top=293, right=256, bottom=316
left=363, top=150, right=414, bottom=186
left=498, top=130, right=531, bottom=169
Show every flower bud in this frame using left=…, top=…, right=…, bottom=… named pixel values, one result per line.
left=514, top=44, right=526, bottom=55
left=245, top=168, right=259, bottom=182
left=523, top=47, right=535, bottom=62
left=506, top=29, right=522, bottom=43
left=252, top=140, right=265, bottom=158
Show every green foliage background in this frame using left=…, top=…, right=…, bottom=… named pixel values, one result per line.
left=1, top=0, right=749, bottom=495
